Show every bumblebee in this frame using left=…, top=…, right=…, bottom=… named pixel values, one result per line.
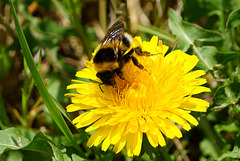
left=93, top=21, right=151, bottom=86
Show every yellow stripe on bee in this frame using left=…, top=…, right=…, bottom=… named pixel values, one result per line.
left=94, top=62, right=119, bottom=72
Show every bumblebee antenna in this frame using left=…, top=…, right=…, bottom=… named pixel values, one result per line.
left=99, top=83, right=104, bottom=93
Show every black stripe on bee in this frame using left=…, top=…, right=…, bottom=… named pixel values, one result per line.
left=122, top=36, right=131, bottom=48
left=93, top=48, right=117, bottom=63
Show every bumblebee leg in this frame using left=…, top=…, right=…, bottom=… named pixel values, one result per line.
left=115, top=68, right=130, bottom=83
left=131, top=56, right=144, bottom=69
left=123, top=49, right=144, bottom=69
left=131, top=56, right=150, bottom=74
left=99, top=83, right=104, bottom=93
left=123, top=48, right=134, bottom=58
left=123, top=48, right=147, bottom=71
left=133, top=47, right=143, bottom=56
left=134, top=47, right=157, bottom=56
left=116, top=69, right=125, bottom=80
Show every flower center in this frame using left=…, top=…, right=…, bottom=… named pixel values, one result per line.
left=108, top=59, right=155, bottom=113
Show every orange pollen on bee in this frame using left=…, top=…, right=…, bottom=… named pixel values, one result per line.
left=94, top=62, right=119, bottom=72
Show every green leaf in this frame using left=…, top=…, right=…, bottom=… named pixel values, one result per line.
left=0, top=128, right=30, bottom=154
left=23, top=134, right=53, bottom=155
left=183, top=0, right=225, bottom=22
left=213, top=85, right=231, bottom=109
left=168, top=9, right=232, bottom=71
left=0, top=127, right=52, bottom=155
left=5, top=151, right=23, bottom=161
left=21, top=151, right=50, bottom=161
left=216, top=51, right=240, bottom=65
left=236, top=66, right=240, bottom=79
left=217, top=135, right=240, bottom=160
left=36, top=19, right=76, bottom=39
left=48, top=141, right=72, bottom=161
left=213, top=66, right=240, bottom=109
left=214, top=122, right=239, bottom=134
left=217, top=146, right=240, bottom=161
left=10, top=1, right=85, bottom=158
left=168, top=8, right=224, bottom=52
left=226, top=8, right=240, bottom=29
left=194, top=46, right=218, bottom=70
left=72, top=154, right=86, bottom=161
left=200, top=138, right=219, bottom=159
left=51, top=134, right=84, bottom=147
left=0, top=127, right=85, bottom=160
left=194, top=46, right=240, bottom=70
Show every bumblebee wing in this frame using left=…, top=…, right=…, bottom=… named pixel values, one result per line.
left=102, top=21, right=125, bottom=47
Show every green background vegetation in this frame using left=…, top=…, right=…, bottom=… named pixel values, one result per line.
left=0, top=0, right=240, bottom=160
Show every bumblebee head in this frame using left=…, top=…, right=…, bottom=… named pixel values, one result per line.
left=93, top=48, right=117, bottom=63
left=96, top=71, right=116, bottom=85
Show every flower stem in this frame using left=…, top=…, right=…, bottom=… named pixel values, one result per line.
left=199, top=117, right=223, bottom=157
left=158, top=146, right=172, bottom=161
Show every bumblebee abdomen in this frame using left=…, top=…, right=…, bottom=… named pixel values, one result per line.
left=94, top=62, right=119, bottom=72
left=93, top=48, right=117, bottom=63
left=119, top=33, right=133, bottom=52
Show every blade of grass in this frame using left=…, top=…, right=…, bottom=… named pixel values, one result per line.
left=51, top=95, right=103, bottom=159
left=0, top=92, right=9, bottom=127
left=10, top=1, right=86, bottom=158
left=50, top=94, right=72, bottom=123
left=22, top=58, right=28, bottom=120
left=23, top=50, right=43, bottom=121
left=26, top=50, right=42, bottom=100
left=135, top=24, right=176, bottom=42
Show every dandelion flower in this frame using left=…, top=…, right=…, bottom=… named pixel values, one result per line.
left=66, top=36, right=210, bottom=157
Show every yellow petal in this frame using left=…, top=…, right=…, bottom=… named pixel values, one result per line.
left=125, top=117, right=139, bottom=133
left=184, top=70, right=206, bottom=80
left=139, top=117, right=148, bottom=132
left=73, top=112, right=102, bottom=128
left=191, top=86, right=211, bottom=95
left=132, top=36, right=142, bottom=48
left=126, top=133, right=134, bottom=157
left=150, top=36, right=158, bottom=44
left=71, top=95, right=106, bottom=107
left=168, top=109, right=198, bottom=127
left=181, top=113, right=199, bottom=126
left=110, top=122, right=127, bottom=144
left=145, top=116, right=159, bottom=135
left=132, top=130, right=143, bottom=156
left=162, top=45, right=169, bottom=56
left=69, top=83, right=102, bottom=94
left=180, top=98, right=209, bottom=112
left=75, top=68, right=99, bottom=82
left=167, top=113, right=191, bottom=131
left=146, top=130, right=158, bottom=147
left=87, top=126, right=108, bottom=147
left=85, top=114, right=112, bottom=132
left=156, top=130, right=166, bottom=146
left=66, top=103, right=94, bottom=112
left=160, top=118, right=182, bottom=139
left=182, top=55, right=199, bottom=73
left=113, top=136, right=126, bottom=154
left=102, top=134, right=111, bottom=151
